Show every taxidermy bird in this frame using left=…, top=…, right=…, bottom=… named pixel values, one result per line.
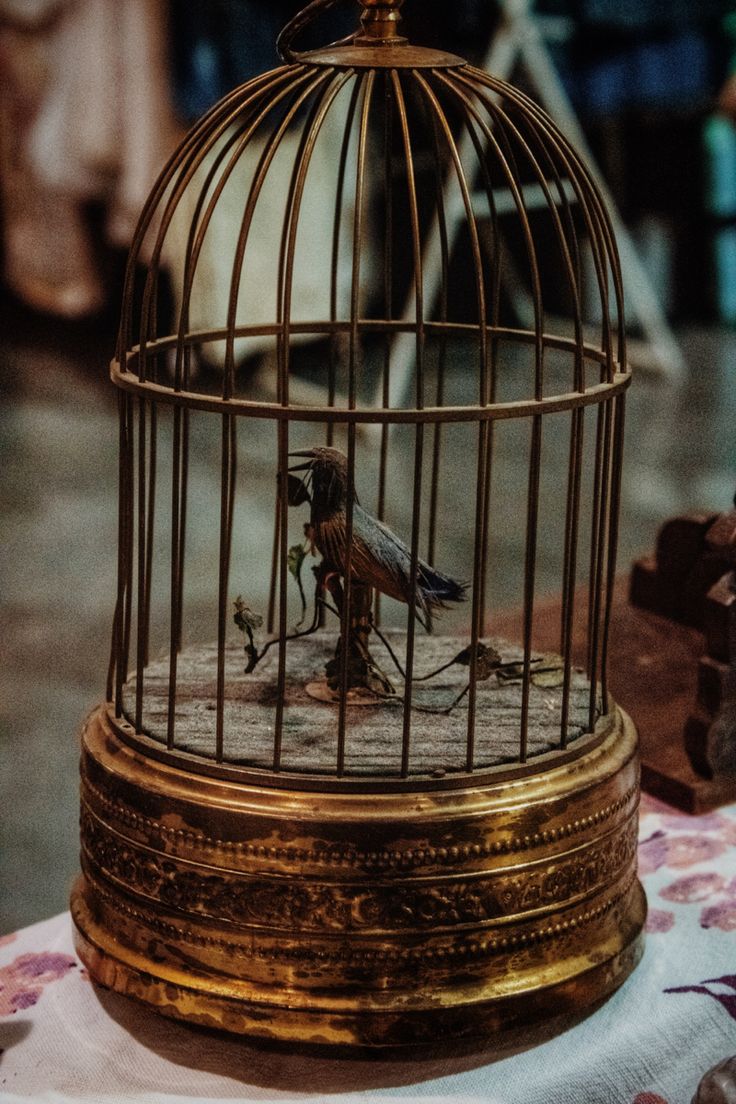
left=288, top=446, right=466, bottom=629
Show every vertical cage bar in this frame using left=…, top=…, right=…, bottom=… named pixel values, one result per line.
left=337, top=421, right=358, bottom=776
left=559, top=402, right=585, bottom=747
left=519, top=412, right=543, bottom=764
left=467, top=118, right=502, bottom=627
left=392, top=69, right=427, bottom=777
left=588, top=397, right=614, bottom=731
left=587, top=400, right=605, bottom=685
left=337, top=71, right=373, bottom=776
left=274, top=416, right=289, bottom=771
left=111, top=390, right=131, bottom=712
left=166, top=404, right=183, bottom=748
left=267, top=494, right=281, bottom=636
left=121, top=393, right=135, bottom=697
left=175, top=407, right=190, bottom=653
left=425, top=103, right=450, bottom=571
left=599, top=393, right=626, bottom=715
left=143, top=401, right=157, bottom=666
left=135, top=396, right=147, bottom=731
left=328, top=77, right=363, bottom=450
left=215, top=411, right=235, bottom=762
left=375, top=69, right=394, bottom=628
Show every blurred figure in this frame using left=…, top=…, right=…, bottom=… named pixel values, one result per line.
left=0, top=0, right=178, bottom=317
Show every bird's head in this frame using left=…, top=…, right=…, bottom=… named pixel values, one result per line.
left=288, top=447, right=354, bottom=515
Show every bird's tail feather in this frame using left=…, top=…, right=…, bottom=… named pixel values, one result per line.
left=417, top=563, right=468, bottom=613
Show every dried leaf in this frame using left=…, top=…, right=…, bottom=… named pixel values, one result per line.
left=287, top=543, right=307, bottom=581
left=538, top=652, right=565, bottom=669
left=476, top=645, right=503, bottom=680
left=530, top=653, right=565, bottom=689
left=452, top=642, right=502, bottom=677
left=233, top=597, right=263, bottom=633
left=286, top=543, right=309, bottom=626
left=234, top=596, right=264, bottom=674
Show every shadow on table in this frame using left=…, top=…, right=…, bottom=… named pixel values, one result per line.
left=0, top=1020, right=33, bottom=1061
left=93, top=984, right=604, bottom=1092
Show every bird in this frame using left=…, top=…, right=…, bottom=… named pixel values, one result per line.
left=288, top=446, right=466, bottom=629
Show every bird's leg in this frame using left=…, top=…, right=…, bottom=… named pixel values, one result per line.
left=326, top=580, right=396, bottom=696
left=323, top=571, right=343, bottom=614
left=367, top=616, right=407, bottom=680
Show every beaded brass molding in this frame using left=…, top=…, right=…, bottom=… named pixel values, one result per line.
left=73, top=700, right=646, bottom=1044
left=81, top=771, right=639, bottom=872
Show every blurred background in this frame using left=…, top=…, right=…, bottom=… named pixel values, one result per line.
left=2, top=0, right=736, bottom=933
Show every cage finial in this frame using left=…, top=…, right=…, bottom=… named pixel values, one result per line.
left=353, top=0, right=407, bottom=45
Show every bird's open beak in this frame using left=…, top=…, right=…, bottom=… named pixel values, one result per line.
left=288, top=449, right=317, bottom=473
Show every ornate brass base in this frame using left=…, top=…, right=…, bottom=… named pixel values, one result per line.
left=72, top=704, right=645, bottom=1047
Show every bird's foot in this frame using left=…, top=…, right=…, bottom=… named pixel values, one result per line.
left=324, top=648, right=396, bottom=698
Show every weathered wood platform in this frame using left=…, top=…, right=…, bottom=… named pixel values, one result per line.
left=125, top=633, right=595, bottom=777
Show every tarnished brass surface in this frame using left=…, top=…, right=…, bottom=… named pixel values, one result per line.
left=302, top=44, right=467, bottom=69
left=72, top=702, right=646, bottom=1046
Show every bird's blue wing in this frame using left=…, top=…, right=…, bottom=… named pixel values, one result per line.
left=345, top=505, right=466, bottom=630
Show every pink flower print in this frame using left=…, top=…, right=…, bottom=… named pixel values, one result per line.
left=638, top=830, right=669, bottom=875
left=719, top=819, right=736, bottom=847
left=645, top=909, right=675, bottom=933
left=663, top=835, right=726, bottom=869
left=0, top=933, right=17, bottom=949
left=701, top=901, right=736, bottom=931
left=638, top=830, right=725, bottom=876
left=633, top=1094, right=670, bottom=1104
left=660, top=873, right=725, bottom=903
left=0, top=952, right=76, bottom=1015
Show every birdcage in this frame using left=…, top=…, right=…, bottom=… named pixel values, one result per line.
left=72, top=0, right=645, bottom=1047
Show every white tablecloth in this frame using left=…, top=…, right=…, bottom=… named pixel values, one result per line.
left=2, top=793, right=735, bottom=1104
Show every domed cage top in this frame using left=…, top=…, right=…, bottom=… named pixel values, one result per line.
left=107, top=0, right=629, bottom=790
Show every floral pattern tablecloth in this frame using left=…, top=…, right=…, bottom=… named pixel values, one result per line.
left=1, top=794, right=735, bottom=1104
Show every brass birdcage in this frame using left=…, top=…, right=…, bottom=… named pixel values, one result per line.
left=72, top=0, right=645, bottom=1047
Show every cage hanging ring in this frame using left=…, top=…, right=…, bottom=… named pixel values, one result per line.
left=277, top=0, right=356, bottom=62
